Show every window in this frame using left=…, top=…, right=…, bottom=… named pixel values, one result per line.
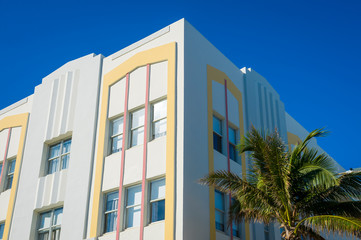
left=104, top=191, right=118, bottom=233
left=0, top=163, right=3, bottom=178
left=38, top=207, right=63, bottom=240
left=130, top=109, right=145, bottom=147
left=0, top=222, right=4, bottom=239
left=152, top=100, right=167, bottom=139
left=110, top=117, right=123, bottom=154
left=125, top=185, right=142, bottom=228
left=47, top=139, right=71, bottom=174
left=215, top=190, right=225, bottom=231
left=231, top=198, right=240, bottom=237
left=149, top=178, right=165, bottom=223
left=264, top=224, right=270, bottom=240
left=213, top=116, right=222, bottom=153
left=5, top=160, right=15, bottom=190
left=229, top=127, right=237, bottom=161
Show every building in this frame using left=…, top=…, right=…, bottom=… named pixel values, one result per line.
left=0, top=19, right=346, bottom=240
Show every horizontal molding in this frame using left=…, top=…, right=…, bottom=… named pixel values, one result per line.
left=0, top=97, right=29, bottom=116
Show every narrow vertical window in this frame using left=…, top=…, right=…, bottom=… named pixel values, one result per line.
left=152, top=100, right=167, bottom=139
left=213, top=116, right=222, bottom=153
left=231, top=198, right=240, bottom=237
left=0, top=163, right=3, bottom=178
left=130, top=109, right=145, bottom=147
left=125, top=185, right=142, bottom=228
left=215, top=190, right=225, bottom=231
left=6, top=160, right=15, bottom=190
left=149, top=178, right=165, bottom=223
left=104, top=191, right=118, bottom=233
left=38, top=207, right=63, bottom=240
left=110, top=117, right=123, bottom=154
left=47, top=139, right=71, bottom=175
left=229, top=127, right=237, bottom=162
left=0, top=222, right=4, bottom=239
left=264, top=224, right=270, bottom=240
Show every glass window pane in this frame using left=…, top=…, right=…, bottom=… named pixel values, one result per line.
left=0, top=223, right=4, bottom=239
left=229, top=127, right=236, bottom=144
left=50, top=144, right=61, bottom=159
left=233, top=221, right=239, bottom=237
left=112, top=117, right=123, bottom=136
left=213, top=134, right=222, bottom=152
left=62, top=140, right=71, bottom=154
left=215, top=211, right=224, bottom=231
left=61, top=155, right=69, bottom=170
left=127, top=185, right=142, bottom=206
left=131, top=109, right=145, bottom=129
left=229, top=144, right=236, bottom=161
left=153, top=119, right=167, bottom=139
left=126, top=205, right=141, bottom=228
left=153, top=100, right=167, bottom=121
left=215, top=191, right=224, bottom=210
left=39, top=211, right=52, bottom=229
left=151, top=199, right=165, bottom=222
left=39, top=231, right=49, bottom=240
left=9, top=160, right=15, bottom=174
left=213, top=116, right=222, bottom=135
left=51, top=228, right=61, bottom=240
left=111, top=135, right=122, bottom=153
left=6, top=175, right=13, bottom=190
left=105, top=211, right=117, bottom=232
left=53, top=208, right=63, bottom=226
left=0, top=164, right=2, bottom=176
left=131, top=127, right=144, bottom=147
left=106, top=192, right=118, bottom=211
left=48, top=158, right=59, bottom=174
left=150, top=179, right=166, bottom=200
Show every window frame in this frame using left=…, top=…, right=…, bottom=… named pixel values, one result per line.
left=125, top=184, right=142, bottom=228
left=104, top=191, right=118, bottom=233
left=213, top=115, right=223, bottom=153
left=149, top=178, right=166, bottom=224
left=151, top=99, right=167, bottom=140
left=129, top=108, right=145, bottom=148
left=37, top=207, right=63, bottom=240
left=110, top=117, right=124, bottom=154
left=47, top=139, right=71, bottom=175
left=5, top=159, right=15, bottom=190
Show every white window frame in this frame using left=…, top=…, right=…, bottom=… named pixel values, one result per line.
left=47, top=139, right=71, bottom=175
left=151, top=99, right=167, bottom=140
left=38, top=207, right=62, bottom=240
left=129, top=109, right=145, bottom=148
left=149, top=178, right=166, bottom=223
left=110, top=117, right=123, bottom=154
left=104, top=191, right=118, bottom=233
left=125, top=184, right=142, bottom=228
left=5, top=159, right=15, bottom=190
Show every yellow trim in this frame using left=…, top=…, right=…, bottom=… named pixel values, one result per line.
left=90, top=42, right=176, bottom=239
left=287, top=132, right=302, bottom=147
left=207, top=65, right=250, bottom=240
left=0, top=113, right=29, bottom=240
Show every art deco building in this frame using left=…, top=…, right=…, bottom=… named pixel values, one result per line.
left=0, top=19, right=345, bottom=240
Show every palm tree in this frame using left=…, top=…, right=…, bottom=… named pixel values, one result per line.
left=200, top=127, right=361, bottom=240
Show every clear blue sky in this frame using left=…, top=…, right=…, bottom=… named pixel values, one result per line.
left=1, top=0, right=360, bottom=170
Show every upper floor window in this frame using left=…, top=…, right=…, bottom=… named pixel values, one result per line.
left=130, top=109, right=145, bottom=147
left=215, top=190, right=225, bottom=231
left=38, top=207, right=63, bottom=240
left=125, top=184, right=142, bottom=228
left=5, top=160, right=15, bottom=190
left=0, top=222, right=4, bottom=239
left=47, top=139, right=71, bottom=175
left=152, top=100, right=167, bottom=139
left=104, top=191, right=118, bottom=233
left=213, top=116, right=222, bottom=153
left=110, top=117, right=123, bottom=154
left=149, top=178, right=165, bottom=223
left=229, top=127, right=237, bottom=161
left=231, top=198, right=240, bottom=237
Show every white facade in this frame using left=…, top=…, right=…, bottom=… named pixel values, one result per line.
left=0, top=19, right=347, bottom=240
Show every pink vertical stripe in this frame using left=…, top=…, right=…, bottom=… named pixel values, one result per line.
left=224, top=80, right=234, bottom=240
left=139, top=64, right=150, bottom=240
left=116, top=73, right=130, bottom=240
left=0, top=128, right=12, bottom=187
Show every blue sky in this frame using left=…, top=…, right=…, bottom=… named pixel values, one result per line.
left=1, top=0, right=360, bottom=170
